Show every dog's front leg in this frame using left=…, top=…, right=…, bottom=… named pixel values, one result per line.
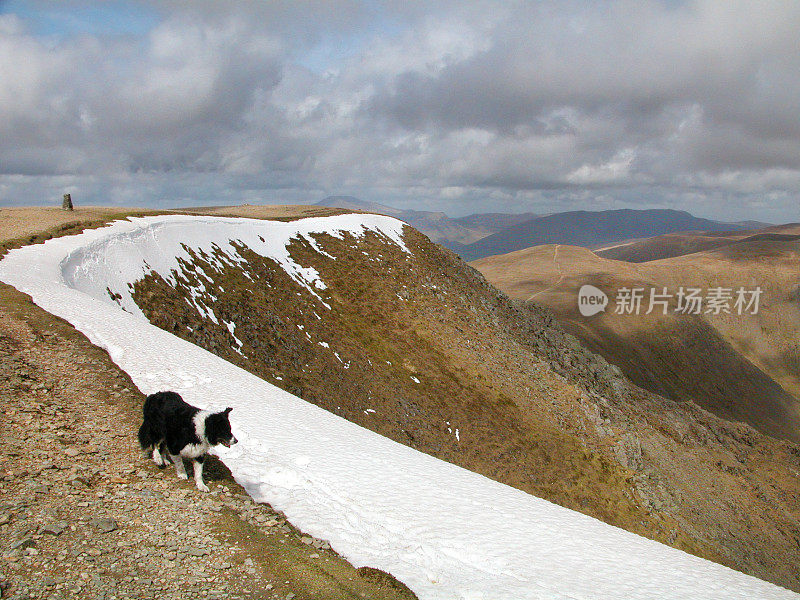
left=193, top=456, right=209, bottom=492
left=169, top=453, right=188, bottom=480
left=152, top=447, right=166, bottom=467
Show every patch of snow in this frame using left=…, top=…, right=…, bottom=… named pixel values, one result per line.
left=333, top=352, right=351, bottom=369
left=319, top=342, right=330, bottom=348
left=0, top=216, right=796, bottom=600
left=411, top=376, right=420, bottom=384
left=223, top=320, right=245, bottom=356
left=302, top=235, right=336, bottom=260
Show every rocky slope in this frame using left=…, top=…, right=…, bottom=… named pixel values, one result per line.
left=121, top=216, right=800, bottom=591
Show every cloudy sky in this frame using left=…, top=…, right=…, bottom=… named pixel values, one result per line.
left=1, top=1, right=799, bottom=221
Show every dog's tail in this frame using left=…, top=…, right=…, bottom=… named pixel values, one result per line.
left=138, top=393, right=160, bottom=453
left=138, top=421, right=156, bottom=452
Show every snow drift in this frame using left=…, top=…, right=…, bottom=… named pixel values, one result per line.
left=0, top=214, right=796, bottom=600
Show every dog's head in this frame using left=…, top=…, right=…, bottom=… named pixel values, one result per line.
left=206, top=407, right=238, bottom=448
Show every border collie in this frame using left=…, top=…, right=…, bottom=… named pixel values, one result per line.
left=138, top=391, right=237, bottom=492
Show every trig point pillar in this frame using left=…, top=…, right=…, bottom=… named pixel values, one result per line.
left=62, top=193, right=74, bottom=211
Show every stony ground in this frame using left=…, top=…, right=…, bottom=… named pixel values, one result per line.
left=0, top=282, right=417, bottom=600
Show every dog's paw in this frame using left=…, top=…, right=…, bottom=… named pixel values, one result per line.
left=196, top=482, right=210, bottom=493
left=151, top=448, right=166, bottom=466
left=177, top=473, right=188, bottom=480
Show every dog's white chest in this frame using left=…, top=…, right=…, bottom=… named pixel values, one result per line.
left=181, top=441, right=210, bottom=458
left=181, top=410, right=213, bottom=458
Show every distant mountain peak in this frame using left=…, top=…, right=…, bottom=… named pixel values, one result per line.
left=313, top=196, right=536, bottom=246
left=315, top=196, right=403, bottom=216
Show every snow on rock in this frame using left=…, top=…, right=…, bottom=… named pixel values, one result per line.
left=59, top=213, right=409, bottom=317
left=223, top=320, right=245, bottom=356
left=0, top=215, right=797, bottom=600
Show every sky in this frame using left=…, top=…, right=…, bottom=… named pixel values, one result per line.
left=0, top=0, right=799, bottom=221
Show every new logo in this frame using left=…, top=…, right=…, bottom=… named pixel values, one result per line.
left=578, top=284, right=608, bottom=317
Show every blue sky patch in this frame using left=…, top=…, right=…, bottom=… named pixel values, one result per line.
left=0, top=0, right=160, bottom=38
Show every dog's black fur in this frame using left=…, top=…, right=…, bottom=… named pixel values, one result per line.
left=138, top=391, right=237, bottom=492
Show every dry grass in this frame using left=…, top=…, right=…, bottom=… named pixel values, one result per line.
left=473, top=237, right=800, bottom=441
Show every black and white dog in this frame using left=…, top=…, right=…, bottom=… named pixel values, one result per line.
left=138, top=391, right=237, bottom=492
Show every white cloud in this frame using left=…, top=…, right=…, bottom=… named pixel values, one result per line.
left=567, top=149, right=637, bottom=186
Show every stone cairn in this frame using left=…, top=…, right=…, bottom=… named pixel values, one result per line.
left=62, top=193, right=74, bottom=211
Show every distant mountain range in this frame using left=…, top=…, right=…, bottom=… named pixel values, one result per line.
left=451, top=209, right=769, bottom=261
left=316, top=197, right=769, bottom=261
left=315, top=196, right=537, bottom=246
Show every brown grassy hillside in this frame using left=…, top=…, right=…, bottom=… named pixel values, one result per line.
left=474, top=242, right=800, bottom=444
left=474, top=240, right=800, bottom=443
left=596, top=223, right=800, bottom=262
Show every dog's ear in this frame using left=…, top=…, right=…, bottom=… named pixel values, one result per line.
left=224, top=407, right=233, bottom=414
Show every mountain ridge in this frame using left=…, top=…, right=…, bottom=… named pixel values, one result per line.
left=456, top=208, right=756, bottom=261
left=313, top=198, right=765, bottom=262
left=597, top=224, right=800, bottom=262
left=315, top=196, right=539, bottom=247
